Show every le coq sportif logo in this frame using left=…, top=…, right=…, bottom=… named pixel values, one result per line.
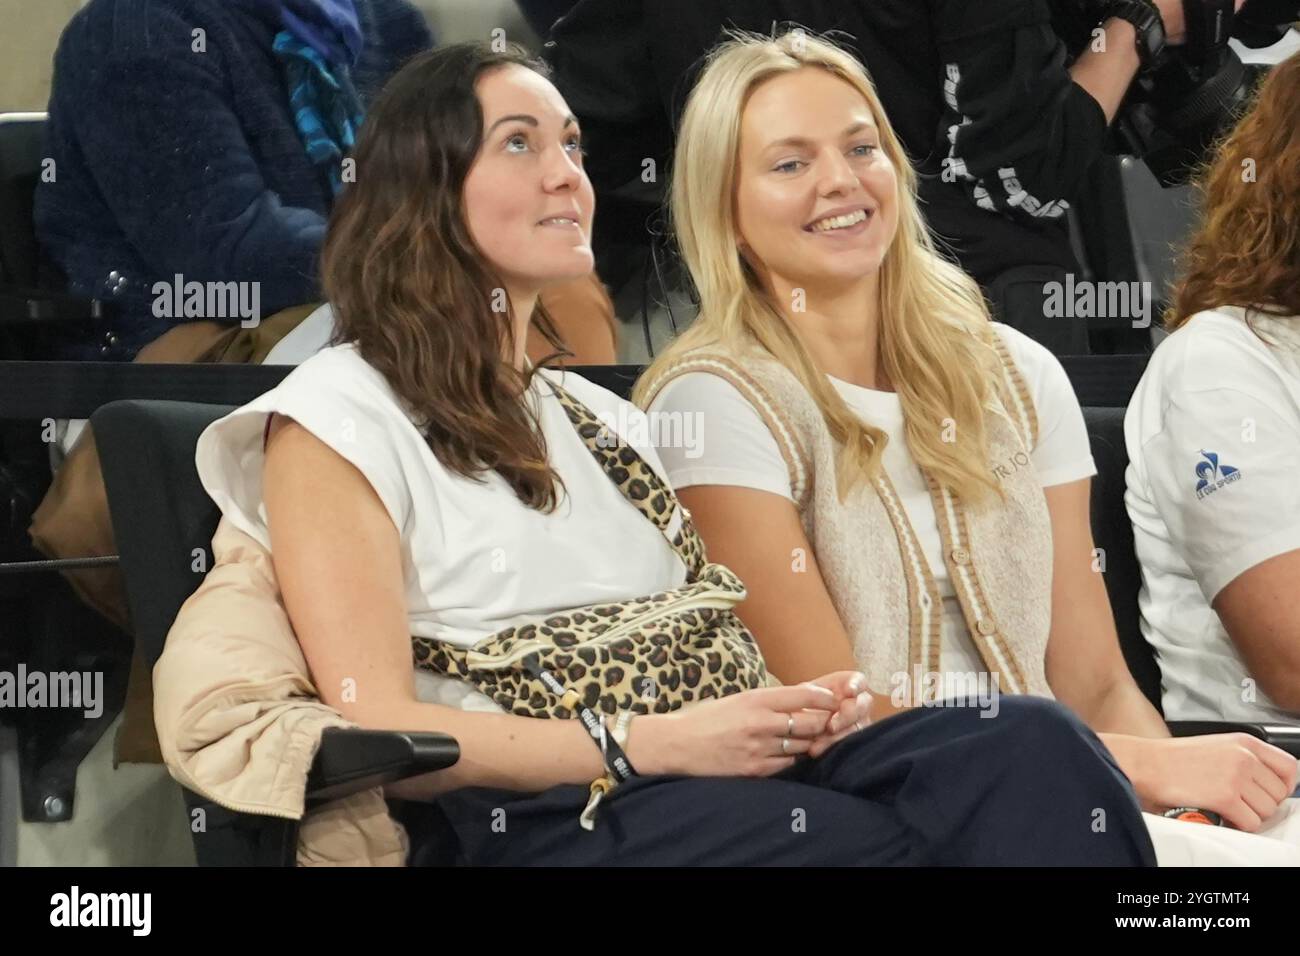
left=1193, top=449, right=1243, bottom=501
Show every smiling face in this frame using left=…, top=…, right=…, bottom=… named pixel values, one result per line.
left=733, top=67, right=900, bottom=298
left=462, top=64, right=596, bottom=299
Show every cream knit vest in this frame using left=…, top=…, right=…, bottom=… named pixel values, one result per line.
left=641, top=327, right=1055, bottom=700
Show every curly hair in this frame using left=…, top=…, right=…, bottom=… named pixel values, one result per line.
left=1166, top=51, right=1300, bottom=332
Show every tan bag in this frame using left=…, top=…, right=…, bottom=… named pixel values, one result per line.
left=28, top=304, right=319, bottom=762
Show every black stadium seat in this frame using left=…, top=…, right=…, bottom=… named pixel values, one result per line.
left=93, top=399, right=459, bottom=867
left=0, top=117, right=135, bottom=839
left=1084, top=406, right=1162, bottom=708
left=0, top=113, right=108, bottom=353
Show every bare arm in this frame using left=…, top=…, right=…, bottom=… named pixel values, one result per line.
left=1211, top=551, right=1300, bottom=713
left=1071, top=2, right=1245, bottom=124
left=677, top=484, right=908, bottom=722
left=1068, top=18, right=1143, bottom=124
left=1042, top=478, right=1169, bottom=737
left=1041, top=478, right=1299, bottom=828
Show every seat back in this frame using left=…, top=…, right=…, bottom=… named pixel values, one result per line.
left=93, top=400, right=229, bottom=669
left=0, top=113, right=47, bottom=290
left=0, top=114, right=64, bottom=575
left=94, top=399, right=296, bottom=865
left=0, top=112, right=86, bottom=359
left=1082, top=405, right=1162, bottom=711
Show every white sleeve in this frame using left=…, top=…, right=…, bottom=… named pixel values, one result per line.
left=994, top=323, right=1097, bottom=487
left=1140, top=382, right=1300, bottom=603
left=645, top=371, right=795, bottom=501
left=195, top=352, right=415, bottom=551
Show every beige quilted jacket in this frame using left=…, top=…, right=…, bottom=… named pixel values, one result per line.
left=153, top=515, right=408, bottom=866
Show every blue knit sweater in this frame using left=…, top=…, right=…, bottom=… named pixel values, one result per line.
left=35, top=0, right=432, bottom=361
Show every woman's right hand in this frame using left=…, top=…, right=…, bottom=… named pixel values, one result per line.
left=1124, top=733, right=1299, bottom=832
left=628, top=683, right=841, bottom=778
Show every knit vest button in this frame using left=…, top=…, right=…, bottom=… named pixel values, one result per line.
left=951, top=547, right=970, bottom=565
left=976, top=619, right=995, bottom=636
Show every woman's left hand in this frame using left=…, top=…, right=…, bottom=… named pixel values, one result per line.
left=802, top=670, right=874, bottom=758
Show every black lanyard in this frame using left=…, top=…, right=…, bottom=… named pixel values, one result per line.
left=523, top=654, right=637, bottom=782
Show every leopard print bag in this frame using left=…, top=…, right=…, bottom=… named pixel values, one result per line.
left=411, top=376, right=777, bottom=719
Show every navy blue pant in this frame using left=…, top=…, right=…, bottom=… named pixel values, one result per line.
left=397, top=696, right=1157, bottom=866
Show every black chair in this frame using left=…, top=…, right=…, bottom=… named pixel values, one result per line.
left=0, top=111, right=112, bottom=562
left=0, top=118, right=134, bottom=847
left=0, top=113, right=61, bottom=562
left=0, top=112, right=108, bottom=351
left=93, top=399, right=459, bottom=866
left=0, top=111, right=116, bottom=575
left=1084, top=405, right=1162, bottom=708
left=1082, top=405, right=1300, bottom=756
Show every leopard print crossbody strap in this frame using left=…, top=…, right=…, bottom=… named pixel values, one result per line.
left=411, top=374, right=777, bottom=722
left=544, top=377, right=709, bottom=578
left=546, top=377, right=712, bottom=574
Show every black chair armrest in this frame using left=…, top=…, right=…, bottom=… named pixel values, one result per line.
left=0, top=288, right=109, bottom=326
left=1168, top=720, right=1300, bottom=758
left=305, top=727, right=460, bottom=805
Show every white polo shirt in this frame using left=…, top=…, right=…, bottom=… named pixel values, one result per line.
left=1125, top=306, right=1300, bottom=725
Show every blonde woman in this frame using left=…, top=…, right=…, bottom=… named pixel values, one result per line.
left=638, top=30, right=1299, bottom=857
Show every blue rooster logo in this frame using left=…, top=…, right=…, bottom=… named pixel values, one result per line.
left=1194, top=450, right=1239, bottom=496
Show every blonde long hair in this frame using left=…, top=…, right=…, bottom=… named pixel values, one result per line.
left=634, top=29, right=1008, bottom=505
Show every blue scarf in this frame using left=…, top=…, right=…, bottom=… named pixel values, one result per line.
left=277, top=0, right=363, bottom=67
left=247, top=1, right=366, bottom=196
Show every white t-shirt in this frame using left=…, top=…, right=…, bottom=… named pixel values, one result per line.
left=263, top=302, right=335, bottom=365
left=646, top=323, right=1095, bottom=691
left=195, top=343, right=688, bottom=712
left=1125, top=306, right=1300, bottom=725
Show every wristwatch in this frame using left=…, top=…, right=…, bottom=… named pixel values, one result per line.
left=1097, top=0, right=1168, bottom=73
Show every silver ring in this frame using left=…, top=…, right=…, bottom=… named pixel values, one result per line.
left=853, top=720, right=863, bottom=733
left=781, top=736, right=791, bottom=756
left=786, top=715, right=795, bottom=737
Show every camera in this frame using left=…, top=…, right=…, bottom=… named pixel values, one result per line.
left=1054, top=0, right=1299, bottom=185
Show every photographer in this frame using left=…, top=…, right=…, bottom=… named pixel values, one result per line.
left=546, top=0, right=1244, bottom=354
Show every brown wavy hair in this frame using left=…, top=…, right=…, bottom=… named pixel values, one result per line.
left=322, top=43, right=571, bottom=511
left=1166, top=51, right=1300, bottom=333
